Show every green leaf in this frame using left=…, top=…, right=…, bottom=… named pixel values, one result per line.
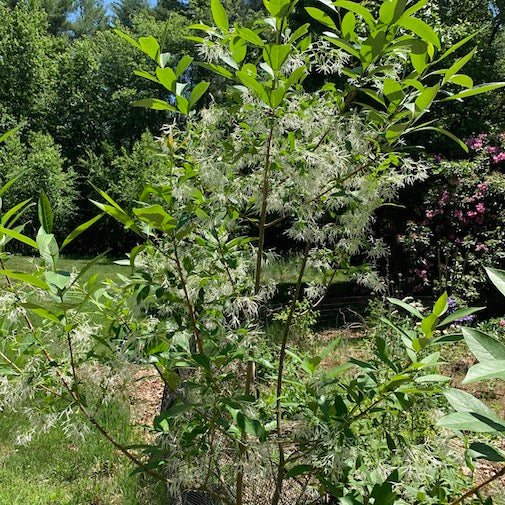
left=463, top=360, right=505, bottom=384
left=232, top=409, right=267, bottom=441
left=284, top=465, right=312, bottom=479
left=323, top=33, right=360, bottom=58
left=448, top=74, right=473, bottom=88
left=438, top=307, right=484, bottom=327
left=387, top=297, right=423, bottom=319
left=305, top=7, right=337, bottom=30
left=1, top=199, right=32, bottom=228
left=0, top=226, right=38, bottom=250
left=379, top=0, right=407, bottom=25
left=421, top=313, right=438, bottom=338
left=156, top=67, right=177, bottom=92
left=0, top=125, right=22, bottom=144
left=211, top=0, right=229, bottom=31
left=45, top=270, right=71, bottom=291
left=341, top=11, right=356, bottom=39
left=133, top=205, right=177, bottom=233
left=436, top=30, right=481, bottom=64
left=132, top=98, right=178, bottom=112
left=334, top=0, right=375, bottom=28
left=22, top=303, right=61, bottom=323
left=433, top=292, right=448, bottom=317
left=443, top=48, right=476, bottom=84
left=264, top=0, right=292, bottom=17
left=133, top=70, right=159, bottom=84
left=396, top=16, right=440, bottom=49
left=485, top=267, right=505, bottom=297
left=469, top=442, right=505, bottom=462
left=263, top=44, right=291, bottom=71
left=237, top=27, right=264, bottom=46
left=138, top=36, right=160, bottom=62
left=462, top=327, right=505, bottom=363
left=443, top=388, right=495, bottom=417
left=360, top=30, right=387, bottom=65
left=189, top=82, right=209, bottom=109
left=37, top=229, right=59, bottom=266
left=403, top=0, right=428, bottom=17
left=176, top=56, right=194, bottom=77
left=415, top=84, right=439, bottom=114
left=302, top=356, right=322, bottom=374
left=409, top=39, right=428, bottom=74
left=383, top=78, right=404, bottom=105
left=38, top=192, right=53, bottom=234
left=437, top=411, right=505, bottom=433
left=441, top=82, right=505, bottom=101
left=61, top=213, right=104, bottom=250
left=236, top=70, right=268, bottom=103
left=414, top=126, right=468, bottom=153
left=0, top=270, right=49, bottom=290
left=91, top=201, right=140, bottom=235
left=198, top=62, right=234, bottom=79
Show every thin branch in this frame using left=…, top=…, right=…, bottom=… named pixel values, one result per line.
left=271, top=241, right=311, bottom=505
left=450, top=466, right=505, bottom=505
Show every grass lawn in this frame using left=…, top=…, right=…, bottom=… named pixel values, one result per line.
left=0, top=400, right=165, bottom=505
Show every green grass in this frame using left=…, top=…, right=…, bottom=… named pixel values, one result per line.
left=0, top=399, right=165, bottom=505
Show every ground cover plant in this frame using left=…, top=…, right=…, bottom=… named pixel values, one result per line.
left=3, top=1, right=505, bottom=504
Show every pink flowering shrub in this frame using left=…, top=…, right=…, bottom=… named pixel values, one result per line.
left=395, top=157, right=505, bottom=302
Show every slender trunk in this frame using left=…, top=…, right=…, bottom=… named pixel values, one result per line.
left=271, top=242, right=311, bottom=505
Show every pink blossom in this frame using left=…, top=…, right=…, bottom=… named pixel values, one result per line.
left=486, top=146, right=499, bottom=154
left=500, top=319, right=505, bottom=327
left=476, top=203, right=486, bottom=214
left=466, top=137, right=483, bottom=150
left=493, top=152, right=505, bottom=164
left=438, top=191, right=450, bottom=206
left=454, top=210, right=464, bottom=220
left=498, top=133, right=505, bottom=141
left=467, top=211, right=478, bottom=218
left=477, top=183, right=488, bottom=192
left=455, top=237, right=462, bottom=244
left=475, top=243, right=488, bottom=252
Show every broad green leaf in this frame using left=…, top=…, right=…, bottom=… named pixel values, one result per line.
left=414, top=126, right=468, bottom=153
left=138, top=36, right=160, bottom=62
left=437, top=412, right=505, bottom=433
left=114, top=29, right=141, bottom=50
left=91, top=201, right=140, bottom=234
left=341, top=12, right=356, bottom=39
left=176, top=96, right=189, bottom=114
left=263, top=44, right=291, bottom=71
left=133, top=205, right=177, bottom=233
left=302, top=356, right=322, bottom=374
left=410, top=41, right=429, bottom=74
left=133, top=70, right=159, bottom=84
left=0, top=270, right=49, bottom=290
left=448, top=74, right=473, bottom=88
left=305, top=7, right=337, bottom=30
left=45, top=270, right=71, bottom=291
left=284, top=465, right=312, bottom=479
left=22, top=303, right=61, bottom=323
left=0, top=171, right=26, bottom=198
left=132, top=98, right=178, bottom=112
left=211, top=0, right=229, bottom=31
left=360, top=31, right=387, bottom=65
left=403, top=0, right=428, bottom=17
left=61, top=213, right=104, bottom=250
left=462, top=327, right=505, bottom=362
left=156, top=67, right=177, bottom=92
left=433, top=292, right=448, bottom=317
left=469, top=442, right=505, bottom=462
left=438, top=307, right=484, bottom=327
left=334, top=1, right=375, bottom=28
left=387, top=297, right=423, bottom=319
left=176, top=56, right=194, bottom=77
left=189, top=82, right=210, bottom=109
left=420, top=313, right=438, bottom=338
left=383, top=78, right=404, bottom=104
left=234, top=410, right=267, bottom=441
left=379, top=0, right=407, bottom=25
left=463, top=360, right=505, bottom=384
left=443, top=388, right=495, bottom=417
left=323, top=33, right=360, bottom=58
left=415, top=84, right=439, bottom=114
left=414, top=374, right=450, bottom=383
left=38, top=192, right=53, bottom=234
left=396, top=16, right=440, bottom=49
left=263, top=0, right=292, bottom=17
left=237, top=27, right=264, bottom=46
left=198, top=62, right=234, bottom=79
left=0, top=226, right=38, bottom=250
left=441, top=82, right=505, bottom=101
left=236, top=71, right=268, bottom=102
left=485, top=267, right=505, bottom=297
left=37, top=229, right=59, bottom=266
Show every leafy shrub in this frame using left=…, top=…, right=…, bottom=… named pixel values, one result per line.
left=396, top=150, right=505, bottom=303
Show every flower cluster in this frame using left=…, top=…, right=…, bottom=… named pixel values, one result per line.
left=465, top=133, right=505, bottom=164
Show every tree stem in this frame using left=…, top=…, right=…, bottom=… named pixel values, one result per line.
left=271, top=241, right=311, bottom=505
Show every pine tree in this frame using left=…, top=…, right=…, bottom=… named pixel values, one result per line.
left=111, top=0, right=150, bottom=28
